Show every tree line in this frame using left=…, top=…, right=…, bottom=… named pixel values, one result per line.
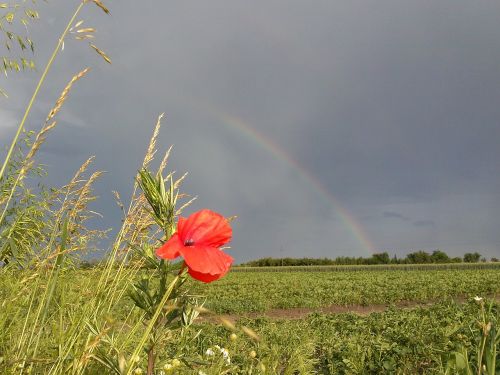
left=239, top=251, right=499, bottom=267
left=75, top=250, right=498, bottom=269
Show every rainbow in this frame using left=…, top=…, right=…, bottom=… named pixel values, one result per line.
left=205, top=108, right=376, bottom=254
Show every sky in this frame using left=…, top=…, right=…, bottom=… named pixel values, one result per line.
left=1, top=0, right=499, bottom=262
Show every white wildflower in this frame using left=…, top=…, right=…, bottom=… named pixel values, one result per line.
left=163, top=363, right=174, bottom=372
left=172, top=358, right=181, bottom=367
left=220, top=347, right=231, bottom=365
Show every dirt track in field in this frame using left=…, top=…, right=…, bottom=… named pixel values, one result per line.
left=200, top=295, right=500, bottom=323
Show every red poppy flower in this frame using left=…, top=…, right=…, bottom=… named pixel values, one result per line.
left=156, top=209, right=233, bottom=283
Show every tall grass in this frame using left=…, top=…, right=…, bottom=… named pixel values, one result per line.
left=0, top=107, right=186, bottom=374
left=0, top=2, right=179, bottom=373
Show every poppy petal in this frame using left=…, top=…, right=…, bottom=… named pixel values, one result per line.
left=156, top=233, right=184, bottom=259
left=187, top=269, right=225, bottom=283
left=180, top=245, right=233, bottom=276
left=178, top=209, right=232, bottom=247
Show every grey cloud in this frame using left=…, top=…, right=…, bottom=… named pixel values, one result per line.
left=413, top=220, right=436, bottom=228
left=0, top=109, right=18, bottom=135
left=383, top=212, right=410, bottom=221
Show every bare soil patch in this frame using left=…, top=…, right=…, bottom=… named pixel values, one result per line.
left=201, top=295, right=499, bottom=323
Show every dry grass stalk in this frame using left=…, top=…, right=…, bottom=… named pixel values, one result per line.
left=69, top=170, right=104, bottom=217
left=32, top=156, right=104, bottom=268
left=0, top=119, right=55, bottom=223
left=90, top=44, right=111, bottom=64
left=24, top=121, right=57, bottom=166
left=110, top=114, right=168, bottom=252
left=124, top=194, right=158, bottom=248
left=65, top=170, right=105, bottom=249
left=176, top=195, right=197, bottom=217
left=157, top=144, right=172, bottom=176
left=51, top=156, right=95, bottom=217
left=70, top=157, right=95, bottom=185
left=143, top=113, right=164, bottom=169
left=0, top=69, right=90, bottom=225
left=74, top=325, right=110, bottom=372
left=173, top=171, right=188, bottom=189
left=46, top=68, right=90, bottom=122
left=112, top=190, right=125, bottom=213
left=90, top=0, right=110, bottom=14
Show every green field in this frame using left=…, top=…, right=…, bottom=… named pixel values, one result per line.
left=197, top=266, right=500, bottom=314
left=1, top=266, right=499, bottom=374
left=195, top=299, right=496, bottom=374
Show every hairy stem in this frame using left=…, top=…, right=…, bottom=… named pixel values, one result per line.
left=147, top=346, right=155, bottom=375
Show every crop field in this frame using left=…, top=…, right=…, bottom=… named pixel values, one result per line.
left=197, top=266, right=500, bottom=314
left=196, top=299, right=497, bottom=374
left=1, top=266, right=499, bottom=374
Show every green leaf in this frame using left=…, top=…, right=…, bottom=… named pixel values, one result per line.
left=454, top=351, right=467, bottom=370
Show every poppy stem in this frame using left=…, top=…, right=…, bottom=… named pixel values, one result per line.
left=178, top=261, right=187, bottom=276
left=146, top=264, right=186, bottom=375
left=126, top=274, right=180, bottom=375
left=146, top=346, right=155, bottom=375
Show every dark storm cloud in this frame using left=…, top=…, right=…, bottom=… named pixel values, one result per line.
left=1, top=0, right=499, bottom=261
left=413, top=220, right=436, bottom=228
left=383, top=212, right=410, bottom=221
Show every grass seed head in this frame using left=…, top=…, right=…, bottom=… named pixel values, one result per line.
left=242, top=326, right=261, bottom=342
left=219, top=316, right=236, bottom=331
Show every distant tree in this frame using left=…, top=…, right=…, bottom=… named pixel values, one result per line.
left=406, top=250, right=431, bottom=264
left=80, top=259, right=101, bottom=269
left=241, top=251, right=491, bottom=267
left=259, top=258, right=273, bottom=266
left=463, top=252, right=481, bottom=263
left=335, top=256, right=351, bottom=265
left=430, top=250, right=450, bottom=263
left=371, top=252, right=390, bottom=264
